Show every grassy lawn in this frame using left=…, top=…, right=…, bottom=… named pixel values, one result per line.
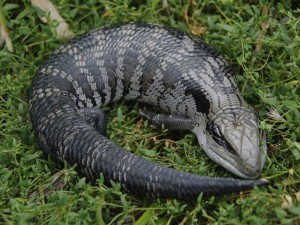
left=0, top=0, right=299, bottom=224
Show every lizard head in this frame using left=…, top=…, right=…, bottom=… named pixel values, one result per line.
left=193, top=107, right=266, bottom=179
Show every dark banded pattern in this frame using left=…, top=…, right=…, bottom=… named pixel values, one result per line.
left=29, top=23, right=267, bottom=199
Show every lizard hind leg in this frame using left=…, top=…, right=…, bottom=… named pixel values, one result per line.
left=78, top=107, right=107, bottom=136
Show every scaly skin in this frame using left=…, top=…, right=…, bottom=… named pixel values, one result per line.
left=29, top=23, right=267, bottom=199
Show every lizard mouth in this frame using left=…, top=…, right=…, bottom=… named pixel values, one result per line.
left=201, top=108, right=267, bottom=179
left=205, top=132, right=267, bottom=179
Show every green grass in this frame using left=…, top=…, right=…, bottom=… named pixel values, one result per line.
left=0, top=0, right=300, bottom=224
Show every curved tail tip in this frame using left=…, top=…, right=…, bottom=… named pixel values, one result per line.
left=254, top=179, right=269, bottom=187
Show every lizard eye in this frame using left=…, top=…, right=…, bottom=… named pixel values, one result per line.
left=207, top=123, right=224, bottom=146
left=207, top=122, right=236, bottom=154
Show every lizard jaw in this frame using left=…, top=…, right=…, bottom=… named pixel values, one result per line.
left=193, top=108, right=266, bottom=179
